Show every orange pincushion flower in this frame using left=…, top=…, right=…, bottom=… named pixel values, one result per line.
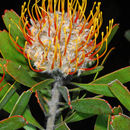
left=11, top=0, right=114, bottom=76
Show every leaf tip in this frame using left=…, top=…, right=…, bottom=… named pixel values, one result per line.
left=113, top=23, right=120, bottom=28
left=4, top=9, right=9, bottom=15
left=119, top=113, right=122, bottom=115
left=104, top=100, right=114, bottom=113
left=16, top=115, right=28, bottom=124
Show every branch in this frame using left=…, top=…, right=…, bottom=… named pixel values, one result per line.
left=46, top=81, right=61, bottom=130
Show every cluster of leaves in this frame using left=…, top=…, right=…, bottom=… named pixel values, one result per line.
left=0, top=10, right=130, bottom=130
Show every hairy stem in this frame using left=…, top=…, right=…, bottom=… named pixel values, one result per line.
left=46, top=81, right=61, bottom=130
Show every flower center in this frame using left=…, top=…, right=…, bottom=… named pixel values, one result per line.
left=25, top=11, right=94, bottom=75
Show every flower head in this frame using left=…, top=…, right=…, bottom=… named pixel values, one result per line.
left=11, top=0, right=114, bottom=76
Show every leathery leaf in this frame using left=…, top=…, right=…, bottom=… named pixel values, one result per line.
left=9, top=90, right=32, bottom=116
left=2, top=9, right=25, bottom=47
left=73, top=83, right=114, bottom=97
left=98, top=24, right=119, bottom=55
left=0, top=115, right=27, bottom=130
left=0, top=31, right=28, bottom=69
left=91, top=66, right=130, bottom=84
left=111, top=114, right=130, bottom=130
left=5, top=60, right=37, bottom=87
left=71, top=98, right=112, bottom=115
left=108, top=79, right=130, bottom=111
left=65, top=111, right=94, bottom=123
left=1, top=87, right=43, bottom=129
left=0, top=82, right=19, bottom=110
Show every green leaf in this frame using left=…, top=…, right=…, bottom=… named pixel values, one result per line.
left=94, top=115, right=109, bottom=130
left=2, top=10, right=25, bottom=47
left=24, top=124, right=37, bottom=130
left=35, top=91, right=49, bottom=116
left=73, top=66, right=104, bottom=78
left=55, top=122, right=70, bottom=130
left=98, top=24, right=119, bottom=55
left=91, top=66, right=130, bottom=84
left=65, top=111, right=94, bottom=123
left=113, top=106, right=123, bottom=115
left=95, top=114, right=113, bottom=130
left=23, top=107, right=44, bottom=129
left=0, top=31, right=28, bottom=69
left=56, top=116, right=70, bottom=130
left=111, top=114, right=130, bottom=130
left=31, top=79, right=54, bottom=92
left=0, top=83, right=19, bottom=110
left=0, top=115, right=27, bottom=130
left=108, top=115, right=113, bottom=130
left=58, top=86, right=70, bottom=105
left=3, top=92, right=19, bottom=113
left=0, top=79, right=10, bottom=99
left=107, top=24, right=119, bottom=43
left=10, top=90, right=32, bottom=116
left=108, top=79, right=130, bottom=111
left=71, top=98, right=112, bottom=115
left=5, top=60, right=37, bottom=87
left=124, top=30, right=130, bottom=42
left=73, top=83, right=114, bottom=97
left=1, top=88, right=43, bottom=129
left=0, top=58, right=7, bottom=74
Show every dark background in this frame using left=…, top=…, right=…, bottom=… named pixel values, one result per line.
left=0, top=0, right=130, bottom=130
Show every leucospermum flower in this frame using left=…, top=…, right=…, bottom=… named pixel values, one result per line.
left=10, top=0, right=114, bottom=76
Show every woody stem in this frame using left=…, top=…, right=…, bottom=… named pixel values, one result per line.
left=46, top=81, right=61, bottom=130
